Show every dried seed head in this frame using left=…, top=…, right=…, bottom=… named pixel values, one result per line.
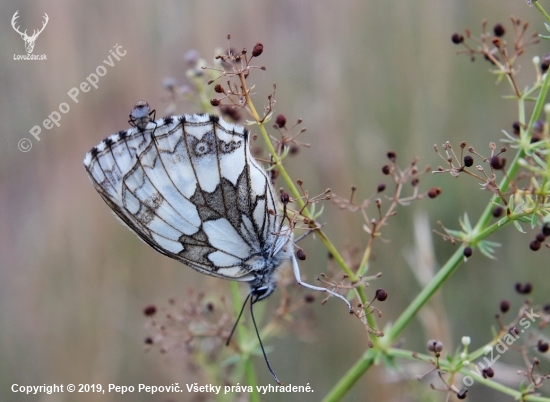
left=377, top=183, right=386, bottom=193
left=382, top=165, right=391, bottom=175
left=387, top=151, right=396, bottom=161
left=296, top=248, right=306, bottom=261
left=214, top=84, right=224, bottom=93
left=464, top=155, right=474, bottom=167
left=210, top=98, right=221, bottom=106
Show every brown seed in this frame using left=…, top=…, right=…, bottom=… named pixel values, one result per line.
left=252, top=43, right=264, bottom=57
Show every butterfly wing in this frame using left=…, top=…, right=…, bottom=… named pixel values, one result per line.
left=84, top=114, right=283, bottom=281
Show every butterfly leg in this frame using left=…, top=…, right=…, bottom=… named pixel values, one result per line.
left=291, top=254, right=353, bottom=313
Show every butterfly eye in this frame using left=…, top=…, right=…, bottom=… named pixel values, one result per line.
left=253, top=286, right=270, bottom=297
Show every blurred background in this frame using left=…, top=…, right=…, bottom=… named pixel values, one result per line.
left=1, top=0, right=549, bottom=401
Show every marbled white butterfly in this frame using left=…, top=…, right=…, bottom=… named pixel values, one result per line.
left=83, top=102, right=352, bottom=382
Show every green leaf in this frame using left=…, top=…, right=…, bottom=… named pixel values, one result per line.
left=513, top=220, right=525, bottom=233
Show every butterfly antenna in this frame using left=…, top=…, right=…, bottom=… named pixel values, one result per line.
left=250, top=294, right=283, bottom=385
left=225, top=293, right=251, bottom=346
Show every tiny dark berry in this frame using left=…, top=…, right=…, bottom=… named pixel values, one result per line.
left=463, top=246, right=473, bottom=258
left=143, top=305, right=157, bottom=316
left=541, top=53, right=550, bottom=73
left=275, top=114, right=286, bottom=128
left=220, top=106, right=242, bottom=121
left=536, top=233, right=546, bottom=242
left=500, top=300, right=510, bottom=313
left=296, top=249, right=306, bottom=261
left=512, top=121, right=521, bottom=136
left=210, top=98, right=221, bottom=106
left=387, top=151, right=396, bottom=161
left=304, top=294, right=315, bottom=303
left=493, top=23, right=505, bottom=37
left=515, top=282, right=533, bottom=294
left=280, top=191, right=290, bottom=204
left=214, top=84, right=224, bottom=93
left=144, top=337, right=154, bottom=345
left=530, top=240, right=542, bottom=251
left=492, top=206, right=504, bottom=218
left=490, top=155, right=505, bottom=170
left=538, top=339, right=549, bottom=353
left=382, top=165, right=391, bottom=175
left=375, top=289, right=388, bottom=301
left=252, top=43, right=264, bottom=57
left=377, top=183, right=386, bottom=193
left=427, top=339, right=437, bottom=352
left=542, top=224, right=550, bottom=237
left=428, top=187, right=442, bottom=199
left=464, top=155, right=474, bottom=167
left=451, top=33, right=464, bottom=44
left=482, top=367, right=495, bottom=378
left=411, top=178, right=419, bottom=187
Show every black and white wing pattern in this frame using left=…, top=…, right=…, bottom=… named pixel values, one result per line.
left=84, top=114, right=292, bottom=288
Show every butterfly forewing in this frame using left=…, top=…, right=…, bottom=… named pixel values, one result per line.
left=84, top=114, right=285, bottom=282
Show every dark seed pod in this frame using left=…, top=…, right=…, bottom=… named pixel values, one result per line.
left=252, top=43, right=264, bottom=57
left=493, top=23, right=505, bottom=37
left=143, top=305, right=157, bottom=316
left=500, top=300, right=510, bottom=313
left=375, top=289, right=388, bottom=301
left=296, top=249, right=306, bottom=261
left=452, top=33, right=464, bottom=44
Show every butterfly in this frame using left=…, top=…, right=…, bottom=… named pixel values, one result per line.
left=83, top=102, right=352, bottom=383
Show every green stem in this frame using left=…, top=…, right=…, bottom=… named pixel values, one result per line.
left=534, top=0, right=550, bottom=25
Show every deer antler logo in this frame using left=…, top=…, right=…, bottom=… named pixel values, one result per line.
left=11, top=11, right=49, bottom=54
